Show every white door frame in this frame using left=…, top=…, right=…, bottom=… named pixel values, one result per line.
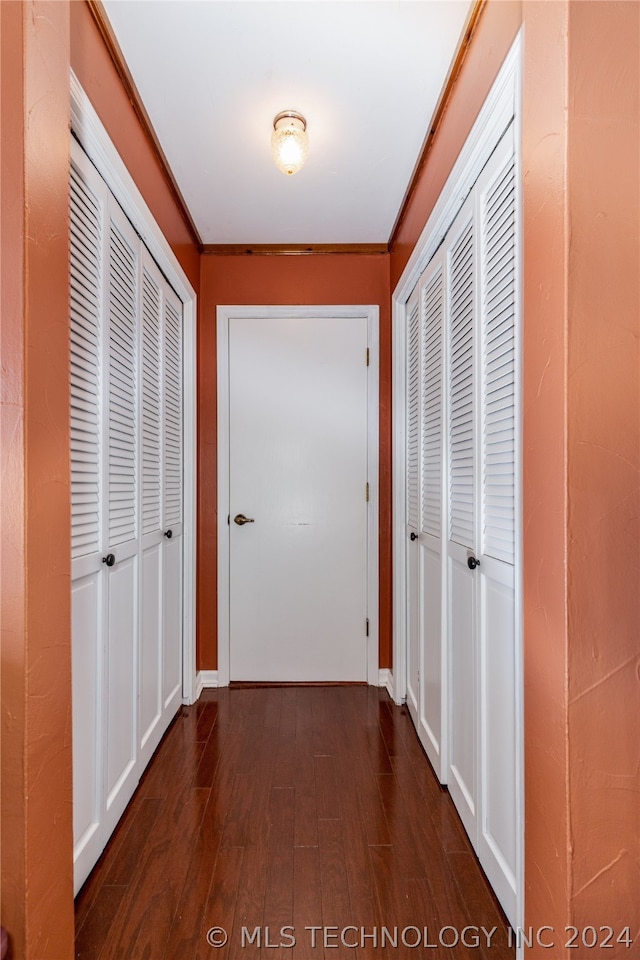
left=391, top=32, right=524, bottom=943
left=70, top=72, right=198, bottom=706
left=217, top=304, right=380, bottom=688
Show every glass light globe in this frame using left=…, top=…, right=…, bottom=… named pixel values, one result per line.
left=271, top=112, right=309, bottom=176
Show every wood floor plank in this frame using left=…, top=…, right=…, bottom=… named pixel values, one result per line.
left=318, top=818, right=354, bottom=959
left=75, top=885, right=127, bottom=960
left=292, top=845, right=323, bottom=960
left=194, top=845, right=246, bottom=960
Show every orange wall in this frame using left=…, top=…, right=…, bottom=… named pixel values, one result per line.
left=391, top=0, right=640, bottom=951
left=566, top=0, right=640, bottom=935
left=1, top=2, right=75, bottom=957
left=198, top=254, right=392, bottom=670
left=521, top=2, right=571, bottom=946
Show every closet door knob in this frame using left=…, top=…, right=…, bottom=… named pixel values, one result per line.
left=467, top=555, right=480, bottom=570
left=102, top=553, right=116, bottom=567
left=410, top=532, right=418, bottom=541
left=164, top=529, right=173, bottom=539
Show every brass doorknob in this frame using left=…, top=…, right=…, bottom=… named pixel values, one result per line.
left=234, top=513, right=255, bottom=526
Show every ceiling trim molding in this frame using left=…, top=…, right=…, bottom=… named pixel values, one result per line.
left=86, top=0, right=203, bottom=250
left=387, top=0, right=487, bottom=251
left=202, top=243, right=389, bottom=257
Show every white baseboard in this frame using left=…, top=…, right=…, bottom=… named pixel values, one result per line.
left=378, top=669, right=394, bottom=698
left=195, top=670, right=219, bottom=699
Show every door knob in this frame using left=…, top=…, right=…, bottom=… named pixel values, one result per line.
left=467, top=555, right=480, bottom=570
left=234, top=514, right=255, bottom=526
left=164, top=529, right=173, bottom=539
left=102, top=553, right=116, bottom=567
left=410, top=532, right=418, bottom=541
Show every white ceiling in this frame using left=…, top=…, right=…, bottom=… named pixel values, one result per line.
left=102, top=0, right=473, bottom=245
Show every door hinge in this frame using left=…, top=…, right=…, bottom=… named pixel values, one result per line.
left=366, top=482, right=369, bottom=502
left=366, top=347, right=370, bottom=367
left=366, top=618, right=370, bottom=637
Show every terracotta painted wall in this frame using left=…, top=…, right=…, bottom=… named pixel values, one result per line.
left=1, top=3, right=75, bottom=957
left=565, top=0, right=640, bottom=938
left=521, top=2, right=572, bottom=946
left=198, top=254, right=392, bottom=671
left=390, top=0, right=640, bottom=952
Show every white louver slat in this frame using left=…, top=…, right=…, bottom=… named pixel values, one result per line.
left=70, top=166, right=102, bottom=559
left=448, top=219, right=475, bottom=548
left=108, top=220, right=138, bottom=547
left=163, top=291, right=182, bottom=526
left=482, top=158, right=516, bottom=565
left=421, top=266, right=443, bottom=538
left=406, top=292, right=421, bottom=530
left=141, top=267, right=162, bottom=536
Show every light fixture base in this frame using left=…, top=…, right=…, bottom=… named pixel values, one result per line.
left=272, top=110, right=307, bottom=132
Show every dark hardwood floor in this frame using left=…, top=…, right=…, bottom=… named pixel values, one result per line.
left=75, top=685, right=514, bottom=960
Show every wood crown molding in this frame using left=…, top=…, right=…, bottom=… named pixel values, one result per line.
left=86, top=0, right=203, bottom=250
left=387, top=0, right=487, bottom=251
left=202, top=243, right=389, bottom=257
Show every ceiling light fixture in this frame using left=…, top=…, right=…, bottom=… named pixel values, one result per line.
left=271, top=110, right=309, bottom=176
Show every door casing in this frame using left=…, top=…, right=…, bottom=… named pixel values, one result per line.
left=217, top=304, right=380, bottom=687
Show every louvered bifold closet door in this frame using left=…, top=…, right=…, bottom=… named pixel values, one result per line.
left=476, top=129, right=519, bottom=927
left=418, top=252, right=446, bottom=780
left=445, top=194, right=479, bottom=843
left=161, top=287, right=184, bottom=715
left=406, top=292, right=421, bottom=536
left=138, top=251, right=165, bottom=768
left=70, top=154, right=108, bottom=886
left=405, top=285, right=421, bottom=729
left=70, top=140, right=187, bottom=895
left=103, top=199, right=141, bottom=839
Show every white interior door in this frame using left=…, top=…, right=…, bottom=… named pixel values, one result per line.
left=161, top=291, right=184, bottom=714
left=137, top=253, right=183, bottom=770
left=405, top=288, right=421, bottom=728
left=445, top=198, right=478, bottom=843
left=476, top=131, right=519, bottom=925
left=139, top=254, right=165, bottom=769
left=70, top=159, right=108, bottom=886
left=418, top=252, right=446, bottom=780
left=228, top=315, right=369, bottom=682
left=103, top=202, right=140, bottom=838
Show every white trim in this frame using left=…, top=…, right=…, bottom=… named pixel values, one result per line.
left=378, top=669, right=395, bottom=700
left=197, top=671, right=219, bottom=699
left=70, top=71, right=198, bottom=706
left=216, top=304, right=380, bottom=687
left=391, top=31, right=524, bottom=938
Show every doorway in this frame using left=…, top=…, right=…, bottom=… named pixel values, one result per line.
left=217, top=305, right=379, bottom=685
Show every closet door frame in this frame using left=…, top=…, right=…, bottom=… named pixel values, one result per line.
left=391, top=32, right=524, bottom=941
left=70, top=73, right=197, bottom=706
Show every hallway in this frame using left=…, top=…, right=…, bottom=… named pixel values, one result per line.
left=74, top=686, right=513, bottom=960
